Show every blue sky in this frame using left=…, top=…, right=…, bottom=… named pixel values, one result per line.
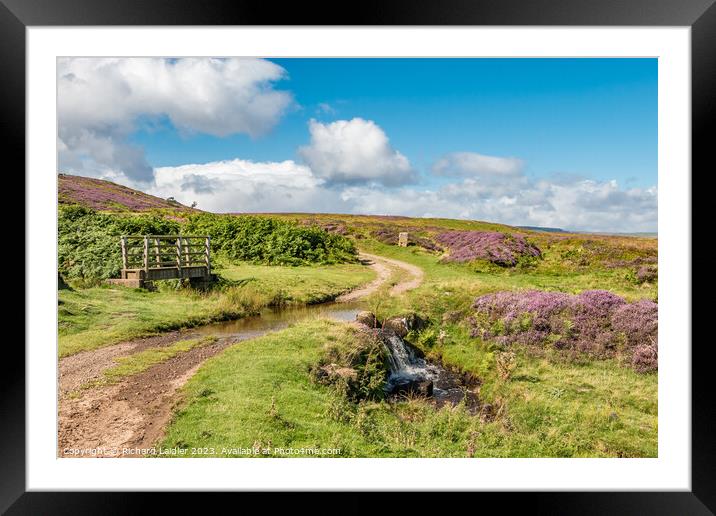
left=58, top=57, right=658, bottom=232
left=131, top=58, right=657, bottom=189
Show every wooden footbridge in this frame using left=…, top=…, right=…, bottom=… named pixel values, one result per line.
left=107, top=235, right=213, bottom=288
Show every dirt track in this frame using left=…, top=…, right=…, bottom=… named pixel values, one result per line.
left=58, top=334, right=238, bottom=457
left=335, top=252, right=423, bottom=301
left=57, top=252, right=424, bottom=457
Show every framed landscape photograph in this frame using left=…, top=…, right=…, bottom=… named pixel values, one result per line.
left=8, top=0, right=714, bottom=511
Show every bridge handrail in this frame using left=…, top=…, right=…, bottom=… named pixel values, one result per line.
left=121, top=234, right=208, bottom=239
left=120, top=235, right=211, bottom=276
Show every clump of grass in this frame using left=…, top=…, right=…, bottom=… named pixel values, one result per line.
left=309, top=326, right=390, bottom=402
left=217, top=285, right=270, bottom=314
left=496, top=351, right=517, bottom=380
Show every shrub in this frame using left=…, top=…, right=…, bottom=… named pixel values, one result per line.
left=631, top=343, right=658, bottom=373
left=469, top=289, right=657, bottom=372
left=183, top=213, right=357, bottom=266
left=435, top=231, right=541, bottom=267
left=495, top=351, right=517, bottom=380
left=636, top=265, right=658, bottom=284
left=58, top=205, right=179, bottom=282
left=611, top=300, right=659, bottom=362
left=309, top=328, right=391, bottom=402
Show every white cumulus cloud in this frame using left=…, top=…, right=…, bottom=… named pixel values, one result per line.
left=58, top=57, right=293, bottom=182
left=149, top=159, right=346, bottom=214
left=298, top=118, right=415, bottom=186
left=432, top=151, right=524, bottom=179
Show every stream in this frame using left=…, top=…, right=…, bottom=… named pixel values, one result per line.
left=192, top=300, right=478, bottom=411
left=192, top=300, right=365, bottom=337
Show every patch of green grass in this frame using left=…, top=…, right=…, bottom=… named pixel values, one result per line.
left=99, top=336, right=218, bottom=385
left=162, top=319, right=656, bottom=458
left=58, top=262, right=375, bottom=357
left=218, top=262, right=375, bottom=305
left=429, top=330, right=657, bottom=457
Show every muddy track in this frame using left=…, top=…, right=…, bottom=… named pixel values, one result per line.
left=59, top=330, right=187, bottom=397
left=58, top=335, right=240, bottom=457
left=58, top=253, right=425, bottom=457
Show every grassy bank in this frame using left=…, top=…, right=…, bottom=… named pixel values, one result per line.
left=161, top=319, right=656, bottom=457
left=58, top=262, right=374, bottom=357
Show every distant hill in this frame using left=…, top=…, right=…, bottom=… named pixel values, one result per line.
left=517, top=225, right=567, bottom=233
left=58, top=173, right=197, bottom=212
left=518, top=226, right=656, bottom=238
left=583, top=231, right=657, bottom=238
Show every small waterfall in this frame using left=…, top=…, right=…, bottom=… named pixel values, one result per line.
left=383, top=333, right=437, bottom=393
left=354, top=312, right=479, bottom=410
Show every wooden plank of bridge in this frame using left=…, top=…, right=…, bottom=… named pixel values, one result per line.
left=143, top=236, right=149, bottom=276
left=120, top=236, right=128, bottom=278
left=176, top=237, right=182, bottom=275
left=154, top=237, right=161, bottom=267
left=205, top=236, right=211, bottom=277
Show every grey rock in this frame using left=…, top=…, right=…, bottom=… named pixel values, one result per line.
left=355, top=311, right=378, bottom=328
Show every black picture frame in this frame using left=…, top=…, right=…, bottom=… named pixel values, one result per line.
left=5, top=0, right=713, bottom=512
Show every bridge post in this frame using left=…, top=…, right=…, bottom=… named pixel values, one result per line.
left=143, top=236, right=149, bottom=276
left=120, top=236, right=128, bottom=277
left=154, top=237, right=160, bottom=266
left=205, top=236, right=211, bottom=277
left=175, top=237, right=182, bottom=276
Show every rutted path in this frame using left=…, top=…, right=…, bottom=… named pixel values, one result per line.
left=58, top=335, right=237, bottom=457
left=57, top=252, right=424, bottom=457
